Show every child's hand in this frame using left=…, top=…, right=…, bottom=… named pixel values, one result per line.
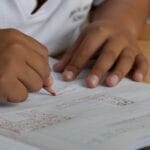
left=54, top=21, right=148, bottom=88
left=0, top=29, right=50, bottom=102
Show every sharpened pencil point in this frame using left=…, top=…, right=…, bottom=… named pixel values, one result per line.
left=51, top=92, right=57, bottom=96
left=44, top=86, right=57, bottom=96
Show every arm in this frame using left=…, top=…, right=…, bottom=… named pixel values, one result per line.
left=90, top=0, right=150, bottom=37
left=54, top=0, right=150, bottom=88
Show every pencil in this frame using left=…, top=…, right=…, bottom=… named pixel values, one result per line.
left=43, top=76, right=57, bottom=96
left=44, top=86, right=56, bottom=96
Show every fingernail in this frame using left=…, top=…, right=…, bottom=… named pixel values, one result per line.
left=53, top=62, right=62, bottom=72
left=107, top=74, right=119, bottom=86
left=63, top=71, right=74, bottom=81
left=134, top=72, right=143, bottom=82
left=54, top=62, right=61, bottom=67
left=86, top=75, right=99, bottom=88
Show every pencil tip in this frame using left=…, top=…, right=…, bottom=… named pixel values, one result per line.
left=44, top=86, right=57, bottom=96
left=51, top=92, right=57, bottom=96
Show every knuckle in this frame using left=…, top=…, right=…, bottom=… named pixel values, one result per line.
left=129, top=47, right=138, bottom=55
left=114, top=70, right=125, bottom=78
left=66, top=63, right=81, bottom=74
left=7, top=44, right=26, bottom=60
left=104, top=49, right=117, bottom=60
left=78, top=50, right=90, bottom=61
left=123, top=55, right=134, bottom=63
left=122, top=50, right=135, bottom=63
left=94, top=25, right=106, bottom=33
left=9, top=42, right=23, bottom=51
left=6, top=43, right=24, bottom=57
left=115, top=35, right=129, bottom=45
left=82, top=40, right=95, bottom=52
left=112, top=32, right=130, bottom=45
left=6, top=28, right=21, bottom=38
left=92, top=66, right=105, bottom=76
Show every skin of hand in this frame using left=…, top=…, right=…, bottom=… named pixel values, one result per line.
left=54, top=0, right=150, bottom=88
left=0, top=28, right=51, bottom=103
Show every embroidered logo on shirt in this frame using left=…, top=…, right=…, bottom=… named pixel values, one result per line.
left=69, top=4, right=91, bottom=23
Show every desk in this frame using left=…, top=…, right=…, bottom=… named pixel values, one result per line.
left=139, top=24, right=150, bottom=83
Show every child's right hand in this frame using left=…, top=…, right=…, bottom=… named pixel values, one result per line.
left=0, top=29, right=50, bottom=103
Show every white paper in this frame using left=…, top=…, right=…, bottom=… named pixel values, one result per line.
left=0, top=57, right=149, bottom=150
left=0, top=134, right=39, bottom=150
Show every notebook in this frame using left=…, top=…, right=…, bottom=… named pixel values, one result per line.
left=0, top=57, right=150, bottom=150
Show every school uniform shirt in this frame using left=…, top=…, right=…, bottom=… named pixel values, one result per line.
left=0, top=0, right=105, bottom=55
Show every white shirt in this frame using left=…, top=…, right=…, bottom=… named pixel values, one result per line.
left=0, top=0, right=104, bottom=55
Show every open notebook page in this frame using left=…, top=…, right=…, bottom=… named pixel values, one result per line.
left=0, top=57, right=149, bottom=150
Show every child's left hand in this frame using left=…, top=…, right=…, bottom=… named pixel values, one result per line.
left=54, top=21, right=148, bottom=88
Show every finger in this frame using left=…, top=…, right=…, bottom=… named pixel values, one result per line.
left=105, top=48, right=136, bottom=87
left=1, top=79, right=28, bottom=103
left=63, top=30, right=109, bottom=81
left=132, top=54, right=149, bottom=82
left=26, top=50, right=50, bottom=81
left=17, top=65, right=43, bottom=92
left=53, top=32, right=85, bottom=72
left=43, top=76, right=53, bottom=87
left=3, top=29, right=48, bottom=58
left=43, top=76, right=56, bottom=95
left=85, top=38, right=124, bottom=88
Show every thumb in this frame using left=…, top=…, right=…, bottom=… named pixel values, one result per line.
left=43, top=76, right=56, bottom=96
left=43, top=76, right=53, bottom=87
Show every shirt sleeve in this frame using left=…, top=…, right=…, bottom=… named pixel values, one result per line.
left=93, top=0, right=105, bottom=6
